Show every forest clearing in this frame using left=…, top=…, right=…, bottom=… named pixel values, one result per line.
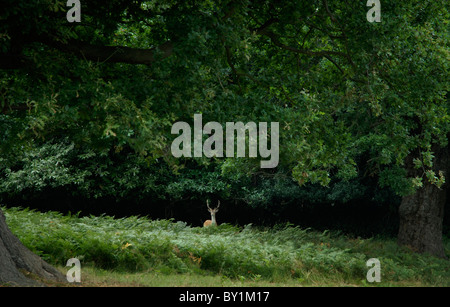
left=3, top=206, right=449, bottom=287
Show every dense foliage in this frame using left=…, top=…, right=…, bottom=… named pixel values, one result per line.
left=4, top=207, right=449, bottom=285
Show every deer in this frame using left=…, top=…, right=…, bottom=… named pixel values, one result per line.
left=203, top=200, right=220, bottom=227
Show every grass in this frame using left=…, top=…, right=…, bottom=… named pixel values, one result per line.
left=2, top=206, right=449, bottom=286
left=66, top=266, right=307, bottom=287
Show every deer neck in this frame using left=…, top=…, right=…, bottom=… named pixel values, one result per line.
left=211, top=213, right=217, bottom=226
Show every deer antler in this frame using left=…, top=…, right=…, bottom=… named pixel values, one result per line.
left=206, top=199, right=211, bottom=209
left=216, top=200, right=220, bottom=209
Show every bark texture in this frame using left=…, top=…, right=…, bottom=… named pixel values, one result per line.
left=0, top=209, right=66, bottom=286
left=398, top=145, right=449, bottom=259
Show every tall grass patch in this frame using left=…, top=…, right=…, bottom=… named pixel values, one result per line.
left=2, top=206, right=449, bottom=285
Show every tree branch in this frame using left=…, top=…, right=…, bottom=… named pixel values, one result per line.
left=255, top=27, right=348, bottom=59
left=39, top=36, right=174, bottom=65
left=322, top=0, right=340, bottom=24
left=224, top=44, right=241, bottom=90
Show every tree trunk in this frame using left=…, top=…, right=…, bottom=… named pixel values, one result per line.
left=398, top=180, right=447, bottom=258
left=397, top=145, right=449, bottom=259
left=0, top=209, right=66, bottom=286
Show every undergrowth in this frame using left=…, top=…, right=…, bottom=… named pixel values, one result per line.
left=2, top=206, right=449, bottom=286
